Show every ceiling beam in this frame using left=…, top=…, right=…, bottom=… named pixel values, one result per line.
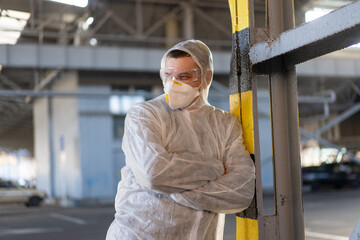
left=0, top=73, right=22, bottom=90
left=250, top=1, right=360, bottom=73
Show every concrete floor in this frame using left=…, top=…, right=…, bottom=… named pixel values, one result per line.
left=224, top=188, right=360, bottom=240
left=0, top=188, right=359, bottom=239
left=303, top=189, right=360, bottom=240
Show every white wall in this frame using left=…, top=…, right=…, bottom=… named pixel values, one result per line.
left=33, top=97, right=51, bottom=195
left=78, top=85, right=117, bottom=199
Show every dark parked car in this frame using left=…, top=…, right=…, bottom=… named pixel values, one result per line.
left=0, top=179, right=47, bottom=207
left=302, top=160, right=360, bottom=191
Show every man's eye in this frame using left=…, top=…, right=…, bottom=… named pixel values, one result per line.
left=178, top=74, right=191, bottom=80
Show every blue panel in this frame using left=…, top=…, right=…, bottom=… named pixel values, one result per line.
left=40, top=45, right=66, bottom=68
left=94, top=47, right=120, bottom=69
left=67, top=46, right=94, bottom=68
left=0, top=45, right=7, bottom=65
left=8, top=44, right=37, bottom=67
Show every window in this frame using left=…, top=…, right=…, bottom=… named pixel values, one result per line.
left=113, top=116, right=126, bottom=140
left=111, top=85, right=152, bottom=140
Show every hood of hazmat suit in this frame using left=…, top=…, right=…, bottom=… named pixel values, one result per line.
left=161, top=39, right=213, bottom=109
left=106, top=40, right=255, bottom=240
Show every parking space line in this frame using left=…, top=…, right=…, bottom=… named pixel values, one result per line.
left=0, top=227, right=63, bottom=236
left=305, top=230, right=348, bottom=240
left=50, top=213, right=87, bottom=225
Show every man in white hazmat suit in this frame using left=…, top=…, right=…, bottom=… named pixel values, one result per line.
left=106, top=39, right=255, bottom=240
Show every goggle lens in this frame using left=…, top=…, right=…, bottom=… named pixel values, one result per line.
left=160, top=68, right=200, bottom=83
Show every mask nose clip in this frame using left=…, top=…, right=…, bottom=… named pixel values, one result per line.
left=170, top=79, right=183, bottom=86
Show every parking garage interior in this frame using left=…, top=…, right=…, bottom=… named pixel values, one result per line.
left=0, top=0, right=360, bottom=239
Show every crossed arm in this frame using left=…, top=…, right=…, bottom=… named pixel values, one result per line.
left=123, top=104, right=255, bottom=213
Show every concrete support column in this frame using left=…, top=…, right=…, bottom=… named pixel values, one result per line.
left=182, top=2, right=194, bottom=40
left=34, top=97, right=52, bottom=197
left=34, top=71, right=82, bottom=204
left=165, top=15, right=179, bottom=49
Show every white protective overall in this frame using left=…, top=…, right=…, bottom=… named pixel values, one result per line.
left=106, top=40, right=255, bottom=240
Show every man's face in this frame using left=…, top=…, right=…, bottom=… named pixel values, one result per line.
left=164, top=56, right=202, bottom=88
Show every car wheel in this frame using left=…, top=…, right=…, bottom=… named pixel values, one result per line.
left=27, top=196, right=42, bottom=207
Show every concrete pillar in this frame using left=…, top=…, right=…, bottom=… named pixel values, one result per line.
left=34, top=71, right=81, bottom=205
left=182, top=2, right=194, bottom=40
left=165, top=15, right=179, bottom=49
left=34, top=97, right=52, bottom=196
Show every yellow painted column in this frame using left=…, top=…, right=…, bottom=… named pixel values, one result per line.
left=228, top=0, right=258, bottom=239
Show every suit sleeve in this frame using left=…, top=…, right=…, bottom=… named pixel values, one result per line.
left=123, top=104, right=224, bottom=194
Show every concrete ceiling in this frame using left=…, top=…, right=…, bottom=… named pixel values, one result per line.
left=0, top=0, right=357, bottom=151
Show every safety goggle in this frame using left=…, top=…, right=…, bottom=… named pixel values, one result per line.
left=160, top=67, right=201, bottom=84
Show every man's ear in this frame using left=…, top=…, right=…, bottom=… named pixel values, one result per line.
left=206, top=70, right=212, bottom=86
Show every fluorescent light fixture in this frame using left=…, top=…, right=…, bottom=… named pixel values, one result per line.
left=6, top=9, right=31, bottom=20
left=0, top=16, right=27, bottom=30
left=47, top=0, right=88, bottom=8
left=0, top=31, right=21, bottom=44
left=0, top=9, right=30, bottom=45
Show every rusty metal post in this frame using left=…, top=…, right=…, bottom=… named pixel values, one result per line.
left=228, top=0, right=262, bottom=239
left=266, top=0, right=305, bottom=238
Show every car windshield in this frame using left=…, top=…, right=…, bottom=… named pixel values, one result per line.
left=0, top=179, right=20, bottom=188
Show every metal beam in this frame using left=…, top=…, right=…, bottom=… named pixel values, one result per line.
left=0, top=74, right=22, bottom=90
left=109, top=11, right=137, bottom=36
left=1, top=44, right=358, bottom=76
left=265, top=0, right=304, bottom=238
left=351, top=81, right=360, bottom=97
left=193, top=7, right=229, bottom=36
left=34, top=70, right=62, bottom=91
left=0, top=90, right=159, bottom=98
left=250, top=1, right=360, bottom=73
left=0, top=44, right=232, bottom=73
left=136, top=0, right=144, bottom=36
left=143, top=6, right=182, bottom=37
left=87, top=11, right=112, bottom=37
left=301, top=103, right=360, bottom=142
left=119, top=0, right=228, bottom=9
left=0, top=89, right=229, bottom=99
left=35, top=4, right=73, bottom=31
left=25, top=70, right=62, bottom=103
